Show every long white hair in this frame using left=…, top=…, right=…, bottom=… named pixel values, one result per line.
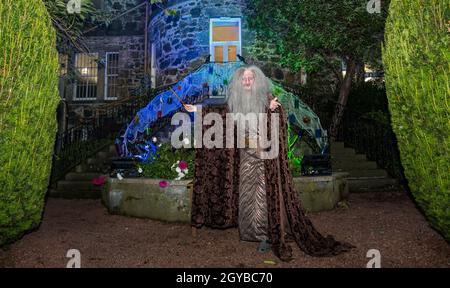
left=226, top=65, right=272, bottom=114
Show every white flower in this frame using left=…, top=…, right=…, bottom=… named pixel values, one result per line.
left=138, top=167, right=143, bottom=173
left=158, top=143, right=162, bottom=147
left=152, top=137, right=157, bottom=143
left=182, top=138, right=190, bottom=145
left=117, top=173, right=123, bottom=180
left=175, top=172, right=185, bottom=180
left=184, top=169, right=188, bottom=174
left=175, top=173, right=184, bottom=180
left=175, top=167, right=181, bottom=173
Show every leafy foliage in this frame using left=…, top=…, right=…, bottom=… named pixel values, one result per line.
left=43, top=0, right=171, bottom=52
left=0, top=0, right=60, bottom=246
left=43, top=0, right=101, bottom=52
left=247, top=0, right=390, bottom=136
left=140, top=144, right=195, bottom=180
left=287, top=122, right=304, bottom=177
left=247, top=0, right=388, bottom=73
left=382, top=0, right=450, bottom=240
left=346, top=81, right=390, bottom=124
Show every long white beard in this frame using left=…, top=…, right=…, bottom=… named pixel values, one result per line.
left=228, top=89, right=267, bottom=115
left=228, top=89, right=268, bottom=139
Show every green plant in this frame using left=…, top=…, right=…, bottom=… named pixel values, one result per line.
left=140, top=144, right=195, bottom=180
left=247, top=0, right=390, bottom=137
left=347, top=82, right=389, bottom=114
left=287, top=122, right=304, bottom=177
left=43, top=0, right=99, bottom=52
left=0, top=0, right=60, bottom=246
left=382, top=0, right=450, bottom=240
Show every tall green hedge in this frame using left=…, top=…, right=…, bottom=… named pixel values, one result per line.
left=0, top=0, right=59, bottom=246
left=382, top=0, right=450, bottom=240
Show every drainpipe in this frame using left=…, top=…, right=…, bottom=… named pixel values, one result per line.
left=144, top=1, right=149, bottom=74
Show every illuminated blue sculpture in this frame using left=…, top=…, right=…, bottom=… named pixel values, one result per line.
left=117, top=61, right=328, bottom=162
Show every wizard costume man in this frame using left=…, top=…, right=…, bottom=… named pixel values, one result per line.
left=185, top=65, right=354, bottom=262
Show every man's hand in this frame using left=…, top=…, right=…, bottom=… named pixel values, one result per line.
left=184, top=104, right=197, bottom=112
left=270, top=97, right=281, bottom=111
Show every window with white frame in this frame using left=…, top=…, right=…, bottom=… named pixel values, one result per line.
left=74, top=53, right=98, bottom=101
left=105, top=52, right=119, bottom=100
left=210, top=18, right=241, bottom=63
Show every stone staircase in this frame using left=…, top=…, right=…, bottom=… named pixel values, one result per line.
left=49, top=144, right=117, bottom=199
left=330, top=141, right=400, bottom=192
left=49, top=139, right=400, bottom=197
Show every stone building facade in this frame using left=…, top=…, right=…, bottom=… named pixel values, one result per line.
left=58, top=0, right=307, bottom=127
left=149, top=0, right=306, bottom=86
left=58, top=0, right=147, bottom=125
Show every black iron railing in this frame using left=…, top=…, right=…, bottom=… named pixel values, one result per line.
left=50, top=96, right=145, bottom=185
left=49, top=80, right=210, bottom=185
left=334, top=103, right=406, bottom=183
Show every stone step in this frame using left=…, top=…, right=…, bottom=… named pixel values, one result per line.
left=334, top=168, right=388, bottom=178
left=330, top=147, right=357, bottom=156
left=331, top=150, right=358, bottom=158
left=97, top=151, right=116, bottom=159
left=48, top=188, right=101, bottom=199
left=65, top=172, right=104, bottom=181
left=331, top=153, right=367, bottom=161
left=56, top=180, right=104, bottom=191
left=75, top=163, right=108, bottom=173
left=108, top=144, right=117, bottom=154
left=330, top=142, right=345, bottom=149
left=348, top=177, right=399, bottom=193
left=86, top=157, right=113, bottom=165
left=332, top=160, right=378, bottom=170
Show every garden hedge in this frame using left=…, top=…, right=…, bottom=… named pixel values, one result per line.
left=0, top=0, right=59, bottom=246
left=382, top=0, right=449, bottom=240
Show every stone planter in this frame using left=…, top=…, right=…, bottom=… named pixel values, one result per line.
left=102, top=177, right=193, bottom=223
left=294, top=172, right=349, bottom=213
left=102, top=172, right=349, bottom=222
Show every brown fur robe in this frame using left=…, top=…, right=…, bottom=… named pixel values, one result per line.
left=191, top=104, right=354, bottom=261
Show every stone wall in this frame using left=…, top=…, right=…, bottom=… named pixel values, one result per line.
left=63, top=35, right=145, bottom=124
left=150, top=0, right=247, bottom=85
left=62, top=0, right=148, bottom=123
left=245, top=38, right=307, bottom=88
left=101, top=173, right=349, bottom=222
left=85, top=35, right=146, bottom=91
left=149, top=0, right=306, bottom=86
left=87, top=0, right=147, bottom=36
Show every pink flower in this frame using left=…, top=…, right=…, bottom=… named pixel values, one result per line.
left=178, top=160, right=188, bottom=170
left=92, top=176, right=105, bottom=186
left=159, top=180, right=168, bottom=188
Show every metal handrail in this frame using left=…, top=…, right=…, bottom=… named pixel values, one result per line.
left=333, top=102, right=406, bottom=183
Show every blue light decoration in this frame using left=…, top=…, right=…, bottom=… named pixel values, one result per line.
left=117, top=61, right=328, bottom=162
left=315, top=128, right=322, bottom=138
left=117, top=62, right=241, bottom=162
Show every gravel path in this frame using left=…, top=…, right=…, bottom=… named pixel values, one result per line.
left=1, top=191, right=449, bottom=268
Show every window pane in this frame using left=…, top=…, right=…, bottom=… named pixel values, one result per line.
left=228, top=45, right=237, bottom=61
left=75, top=53, right=98, bottom=100
left=214, top=46, right=223, bottom=62
left=106, top=52, right=119, bottom=99
left=212, top=24, right=239, bottom=42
